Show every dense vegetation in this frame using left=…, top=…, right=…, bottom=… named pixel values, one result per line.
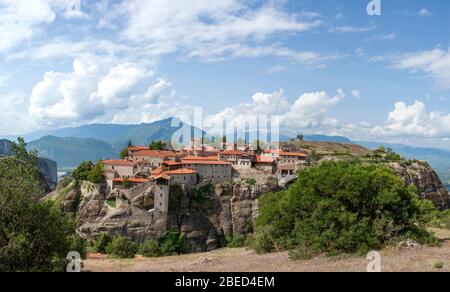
left=0, top=139, right=85, bottom=272
left=149, top=140, right=165, bottom=150
left=88, top=231, right=187, bottom=259
left=73, top=161, right=105, bottom=184
left=252, top=161, right=437, bottom=258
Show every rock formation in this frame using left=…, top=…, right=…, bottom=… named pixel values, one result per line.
left=52, top=153, right=449, bottom=253
left=390, top=161, right=450, bottom=210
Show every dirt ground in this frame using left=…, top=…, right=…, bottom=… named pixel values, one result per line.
left=83, top=228, right=450, bottom=272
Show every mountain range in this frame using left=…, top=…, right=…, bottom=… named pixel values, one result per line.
left=2, top=118, right=449, bottom=191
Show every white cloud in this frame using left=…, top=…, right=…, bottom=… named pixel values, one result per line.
left=391, top=48, right=450, bottom=89
left=0, top=0, right=56, bottom=53
left=0, top=91, right=33, bottom=134
left=371, top=101, right=450, bottom=138
left=328, top=25, right=376, bottom=33
left=419, top=9, right=433, bottom=17
left=351, top=90, right=361, bottom=98
left=28, top=56, right=154, bottom=126
left=365, top=32, right=396, bottom=42
left=203, top=88, right=345, bottom=135
left=0, top=74, right=9, bottom=87
left=116, top=0, right=323, bottom=61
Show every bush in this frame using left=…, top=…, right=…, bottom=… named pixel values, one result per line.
left=73, top=161, right=95, bottom=181
left=73, top=161, right=105, bottom=184
left=93, top=234, right=113, bottom=254
left=254, top=161, right=437, bottom=256
left=245, top=179, right=256, bottom=186
left=139, top=240, right=162, bottom=257
left=159, top=231, right=187, bottom=256
left=106, top=236, right=138, bottom=259
left=226, top=235, right=247, bottom=248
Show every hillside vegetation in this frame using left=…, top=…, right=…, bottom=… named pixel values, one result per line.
left=252, top=161, right=438, bottom=258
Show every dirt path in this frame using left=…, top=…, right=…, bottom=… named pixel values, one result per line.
left=84, top=240, right=450, bottom=272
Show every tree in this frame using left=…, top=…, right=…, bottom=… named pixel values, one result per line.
left=296, top=134, right=304, bottom=142
left=87, top=162, right=105, bottom=184
left=0, top=144, right=84, bottom=272
left=254, top=161, right=436, bottom=256
left=73, top=161, right=95, bottom=181
left=73, top=161, right=105, bottom=184
left=149, top=140, right=164, bottom=150
left=119, top=140, right=133, bottom=159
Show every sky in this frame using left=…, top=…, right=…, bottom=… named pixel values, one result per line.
left=0, top=0, right=449, bottom=148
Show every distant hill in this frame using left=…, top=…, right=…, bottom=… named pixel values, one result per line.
left=280, top=134, right=352, bottom=143
left=18, top=118, right=204, bottom=152
left=27, top=136, right=117, bottom=168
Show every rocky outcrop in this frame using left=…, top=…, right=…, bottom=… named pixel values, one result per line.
left=36, top=157, right=58, bottom=191
left=0, top=139, right=12, bottom=156
left=64, top=160, right=449, bottom=253
left=73, top=178, right=281, bottom=252
left=390, top=161, right=450, bottom=210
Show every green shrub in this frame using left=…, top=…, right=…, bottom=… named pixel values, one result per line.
left=226, top=235, right=247, bottom=248
left=73, top=161, right=105, bottom=184
left=434, top=262, right=444, bottom=269
left=106, top=236, right=138, bottom=259
left=159, top=231, right=187, bottom=256
left=254, top=161, right=437, bottom=256
left=70, top=234, right=88, bottom=260
left=73, top=161, right=95, bottom=181
left=245, top=179, right=256, bottom=186
left=93, top=234, right=113, bottom=254
left=139, top=240, right=162, bottom=257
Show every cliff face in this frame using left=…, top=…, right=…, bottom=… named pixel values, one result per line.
left=73, top=178, right=280, bottom=252
left=390, top=162, right=450, bottom=210
left=67, top=161, right=449, bottom=253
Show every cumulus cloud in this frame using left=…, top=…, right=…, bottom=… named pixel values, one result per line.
left=202, top=88, right=345, bottom=135
left=28, top=56, right=155, bottom=126
left=372, top=101, right=450, bottom=138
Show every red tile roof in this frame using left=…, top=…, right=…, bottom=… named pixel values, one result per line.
left=113, top=178, right=150, bottom=183
left=255, top=155, right=276, bottom=164
left=128, top=146, right=150, bottom=152
left=132, top=150, right=178, bottom=157
left=103, top=160, right=135, bottom=166
left=220, top=150, right=245, bottom=155
left=279, top=151, right=307, bottom=157
left=182, top=156, right=218, bottom=161
left=162, top=160, right=182, bottom=166
left=182, top=160, right=232, bottom=165
left=165, top=169, right=198, bottom=175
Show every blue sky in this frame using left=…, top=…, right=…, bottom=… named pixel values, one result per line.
left=0, top=0, right=449, bottom=148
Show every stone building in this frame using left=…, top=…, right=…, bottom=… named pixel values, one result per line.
left=181, top=159, right=232, bottom=182
left=129, top=150, right=179, bottom=168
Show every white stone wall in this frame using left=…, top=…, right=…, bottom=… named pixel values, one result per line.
left=182, top=163, right=232, bottom=182
left=104, top=164, right=135, bottom=178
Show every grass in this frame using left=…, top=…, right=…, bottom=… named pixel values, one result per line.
left=105, top=200, right=116, bottom=208
left=434, top=262, right=444, bottom=269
